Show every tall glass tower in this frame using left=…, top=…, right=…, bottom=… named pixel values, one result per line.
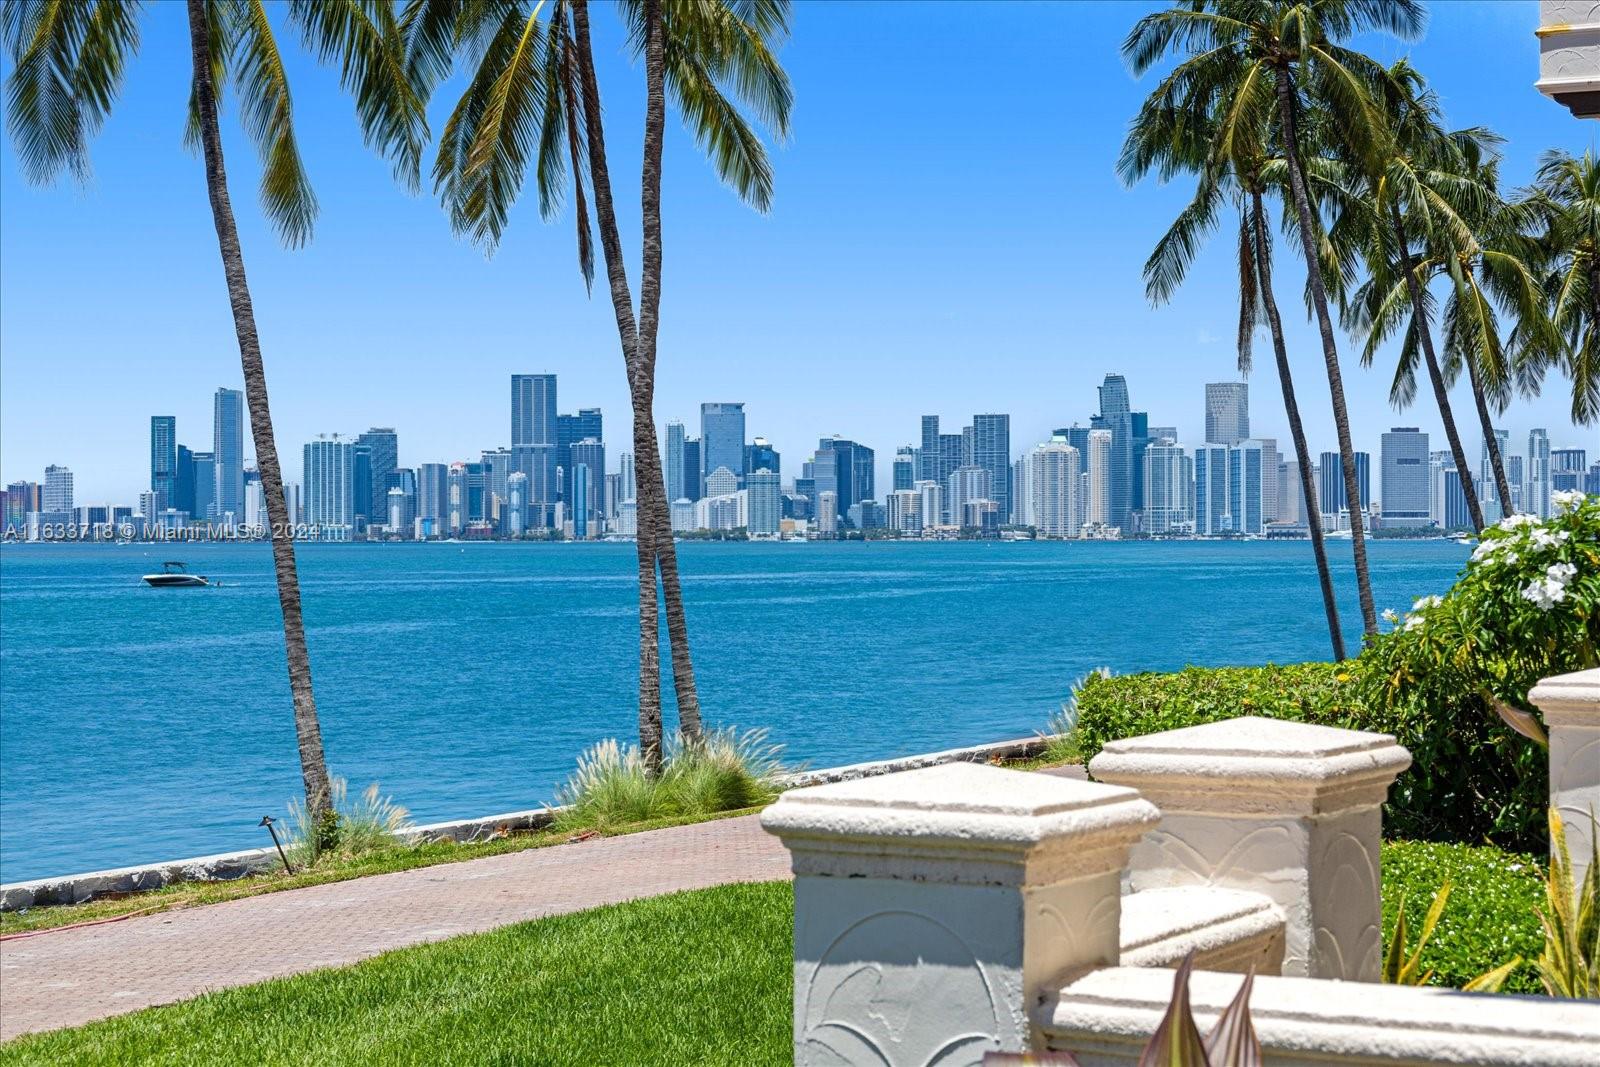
left=150, top=416, right=178, bottom=508
left=212, top=388, right=245, bottom=525
left=511, top=374, right=557, bottom=449
left=971, top=414, right=1012, bottom=523
left=1204, top=382, right=1249, bottom=445
left=700, top=402, right=746, bottom=485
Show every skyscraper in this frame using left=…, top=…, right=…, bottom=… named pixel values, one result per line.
left=893, top=447, right=916, bottom=491
left=511, top=374, right=557, bottom=449
left=812, top=436, right=874, bottom=513
left=569, top=438, right=606, bottom=528
left=946, top=465, right=991, bottom=528
left=1029, top=438, right=1081, bottom=539
left=1319, top=450, right=1371, bottom=517
left=570, top=462, right=591, bottom=539
left=212, top=387, right=245, bottom=524
left=42, top=465, right=74, bottom=513
left=303, top=437, right=355, bottom=537
left=1092, top=375, right=1138, bottom=528
left=190, top=451, right=215, bottom=521
left=666, top=421, right=687, bottom=502
left=1085, top=429, right=1112, bottom=528
left=557, top=407, right=602, bottom=496
left=745, top=436, right=781, bottom=477
left=747, top=469, right=781, bottom=536
left=701, top=402, right=746, bottom=485
left=358, top=428, right=399, bottom=522
left=972, top=413, right=1011, bottom=523
left=682, top=438, right=702, bottom=501
left=1229, top=440, right=1274, bottom=535
left=1204, top=382, right=1249, bottom=446
left=1527, top=429, right=1551, bottom=518
left=919, top=416, right=941, bottom=482
left=1193, top=444, right=1230, bottom=535
left=1481, top=428, right=1510, bottom=514
left=417, top=463, right=449, bottom=537
left=150, top=416, right=177, bottom=510
left=1144, top=440, right=1192, bottom=535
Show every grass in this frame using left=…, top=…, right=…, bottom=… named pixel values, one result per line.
left=1381, top=839, right=1546, bottom=993
left=0, top=808, right=762, bottom=936
left=0, top=881, right=794, bottom=1066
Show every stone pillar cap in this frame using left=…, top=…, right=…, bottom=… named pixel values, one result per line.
left=1089, top=717, right=1411, bottom=816
left=761, top=763, right=1158, bottom=883
left=1531, top=668, right=1600, bottom=727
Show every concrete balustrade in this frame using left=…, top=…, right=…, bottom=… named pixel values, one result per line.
left=1530, top=667, right=1600, bottom=887
left=760, top=761, right=1159, bottom=1065
left=1088, top=716, right=1411, bottom=981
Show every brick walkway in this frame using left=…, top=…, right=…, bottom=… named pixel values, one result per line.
left=0, top=814, right=792, bottom=1040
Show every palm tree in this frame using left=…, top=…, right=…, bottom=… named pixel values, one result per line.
left=1528, top=148, right=1600, bottom=428
left=1121, top=92, right=1347, bottom=660
left=1336, top=61, right=1490, bottom=531
left=1124, top=0, right=1428, bottom=640
left=403, top=0, right=792, bottom=770
left=4, top=0, right=421, bottom=829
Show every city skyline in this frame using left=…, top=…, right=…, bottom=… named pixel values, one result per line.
left=1, top=4, right=1590, bottom=504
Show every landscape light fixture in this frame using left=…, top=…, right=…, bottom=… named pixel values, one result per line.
left=259, top=815, right=293, bottom=874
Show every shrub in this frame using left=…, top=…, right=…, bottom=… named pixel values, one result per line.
left=286, top=779, right=414, bottom=869
left=553, top=728, right=785, bottom=834
left=1353, top=492, right=1599, bottom=847
left=1382, top=840, right=1544, bottom=994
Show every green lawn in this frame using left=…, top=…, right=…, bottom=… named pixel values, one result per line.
left=0, top=881, right=795, bottom=1067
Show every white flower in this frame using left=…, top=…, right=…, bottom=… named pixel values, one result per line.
left=1471, top=540, right=1499, bottom=563
left=1382, top=608, right=1400, bottom=624
left=1548, top=562, right=1578, bottom=584
left=1498, top=513, right=1539, bottom=531
left=1553, top=490, right=1586, bottom=513
left=1404, top=615, right=1426, bottom=631
left=1521, top=577, right=1568, bottom=611
left=1530, top=527, right=1571, bottom=550
left=1412, top=595, right=1443, bottom=611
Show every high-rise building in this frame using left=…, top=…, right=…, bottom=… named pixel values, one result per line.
left=352, top=445, right=373, bottom=528
left=1318, top=450, right=1370, bottom=517
left=886, top=488, right=922, bottom=535
left=190, top=451, right=216, bottom=522
left=971, top=413, right=1012, bottom=523
left=1505, top=454, right=1524, bottom=513
left=1091, top=375, right=1140, bottom=528
left=1432, top=463, right=1474, bottom=531
left=1481, top=428, right=1510, bottom=514
left=212, top=387, right=245, bottom=524
left=682, top=437, right=702, bottom=502
left=1527, top=429, right=1551, bottom=518
left=666, top=421, right=687, bottom=502
left=1193, top=444, right=1230, bottom=535
left=1085, top=429, right=1113, bottom=528
left=916, top=480, right=943, bottom=530
left=557, top=407, right=602, bottom=496
left=1012, top=456, right=1030, bottom=526
left=502, top=471, right=528, bottom=536
left=1029, top=438, right=1081, bottom=539
left=1204, top=382, right=1249, bottom=446
left=1229, top=440, right=1275, bottom=535
left=511, top=374, right=557, bottom=449
left=747, top=469, right=781, bottom=536
left=569, top=438, right=606, bottom=528
left=417, top=463, right=449, bottom=537
left=919, top=416, right=942, bottom=482
left=812, top=437, right=874, bottom=513
left=358, top=428, right=399, bottom=522
left=42, top=465, right=73, bottom=513
left=1380, top=428, right=1431, bottom=527
left=1279, top=461, right=1307, bottom=525
left=1143, top=440, right=1192, bottom=535
left=700, top=402, right=746, bottom=485
left=892, top=447, right=916, bottom=492
left=619, top=452, right=636, bottom=506
left=947, top=465, right=991, bottom=528
left=4, top=481, right=39, bottom=535
left=815, top=490, right=838, bottom=537
left=150, top=416, right=178, bottom=511
left=745, top=437, right=780, bottom=478
left=705, top=465, right=739, bottom=498
left=303, top=437, right=355, bottom=537
left=571, top=462, right=591, bottom=538
left=1551, top=447, right=1587, bottom=494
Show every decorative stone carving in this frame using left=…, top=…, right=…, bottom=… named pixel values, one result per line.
left=1531, top=667, right=1600, bottom=887
left=763, top=762, right=1159, bottom=1065
left=1088, top=716, right=1409, bottom=981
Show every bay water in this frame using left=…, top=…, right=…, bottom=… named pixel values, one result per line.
left=0, top=539, right=1467, bottom=882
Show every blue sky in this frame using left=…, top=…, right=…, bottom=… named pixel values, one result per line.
left=0, top=1, right=1592, bottom=503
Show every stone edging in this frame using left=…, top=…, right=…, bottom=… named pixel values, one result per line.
left=0, top=734, right=1052, bottom=912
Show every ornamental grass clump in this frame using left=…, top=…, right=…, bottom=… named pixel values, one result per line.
left=553, top=728, right=786, bottom=834
left=286, top=778, right=414, bottom=869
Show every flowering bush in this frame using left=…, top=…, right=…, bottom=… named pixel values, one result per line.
left=1356, top=493, right=1599, bottom=847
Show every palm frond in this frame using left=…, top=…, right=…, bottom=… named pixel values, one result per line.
left=226, top=0, right=317, bottom=246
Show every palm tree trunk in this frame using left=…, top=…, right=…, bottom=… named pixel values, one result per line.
left=185, top=0, right=331, bottom=819
left=1387, top=205, right=1484, bottom=532
left=571, top=0, right=664, bottom=770
left=1251, top=191, right=1345, bottom=661
left=635, top=0, right=703, bottom=740
left=1274, top=66, right=1378, bottom=638
left=1463, top=352, right=1513, bottom=519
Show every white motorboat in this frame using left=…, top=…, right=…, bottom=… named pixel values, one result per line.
left=142, top=561, right=210, bottom=588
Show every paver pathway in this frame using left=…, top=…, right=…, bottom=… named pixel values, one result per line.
left=0, top=814, right=792, bottom=1040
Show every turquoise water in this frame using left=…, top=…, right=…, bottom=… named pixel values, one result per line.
left=0, top=540, right=1467, bottom=882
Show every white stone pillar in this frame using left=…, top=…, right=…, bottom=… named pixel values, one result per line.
left=1531, top=668, right=1600, bottom=887
left=1088, top=716, right=1410, bottom=982
left=761, top=762, right=1159, bottom=1066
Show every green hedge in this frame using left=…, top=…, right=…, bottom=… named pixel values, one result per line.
left=1072, top=662, right=1545, bottom=848
left=1381, top=840, right=1545, bottom=993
